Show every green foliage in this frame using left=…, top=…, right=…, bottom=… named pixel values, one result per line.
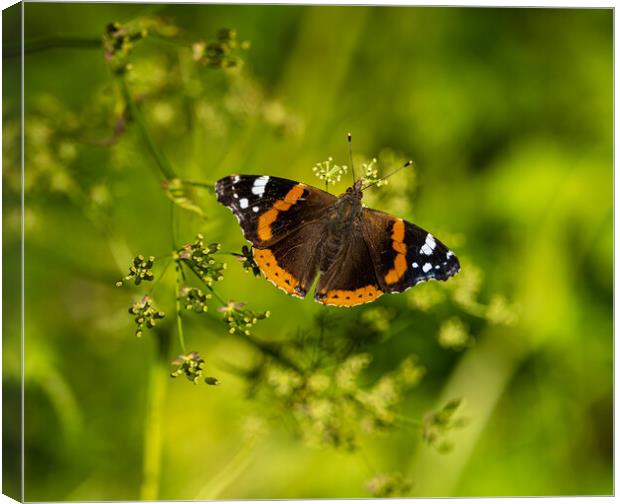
left=162, top=179, right=207, bottom=219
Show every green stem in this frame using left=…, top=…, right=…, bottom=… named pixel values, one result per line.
left=175, top=264, right=187, bottom=353
left=119, top=77, right=177, bottom=180
left=180, top=260, right=227, bottom=305
left=179, top=179, right=216, bottom=192
left=6, top=36, right=102, bottom=58
left=194, top=437, right=258, bottom=500
left=205, top=285, right=227, bottom=306
left=140, top=331, right=170, bottom=501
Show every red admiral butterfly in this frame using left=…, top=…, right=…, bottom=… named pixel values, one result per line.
left=215, top=161, right=459, bottom=307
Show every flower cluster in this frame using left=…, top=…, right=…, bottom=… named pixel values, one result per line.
left=176, top=235, right=226, bottom=287
left=361, top=158, right=387, bottom=187
left=191, top=28, right=250, bottom=69
left=365, top=473, right=412, bottom=498
left=486, top=294, right=519, bottom=326
left=312, top=157, right=348, bottom=187
left=218, top=301, right=270, bottom=335
left=237, top=245, right=261, bottom=277
left=438, top=317, right=472, bottom=350
left=103, top=17, right=179, bottom=74
left=128, top=295, right=165, bottom=337
left=422, top=398, right=467, bottom=453
left=170, top=351, right=205, bottom=383
left=405, top=260, right=519, bottom=352
left=116, top=255, right=155, bottom=286
left=256, top=351, right=425, bottom=450
left=170, top=351, right=219, bottom=385
left=179, top=286, right=211, bottom=313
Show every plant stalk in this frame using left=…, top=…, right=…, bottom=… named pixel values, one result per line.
left=6, top=36, right=102, bottom=58
left=140, top=330, right=170, bottom=501
left=119, top=77, right=177, bottom=180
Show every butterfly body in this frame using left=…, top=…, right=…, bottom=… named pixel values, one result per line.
left=215, top=175, right=459, bottom=307
left=319, top=181, right=364, bottom=273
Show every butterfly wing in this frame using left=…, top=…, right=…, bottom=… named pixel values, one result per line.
left=216, top=174, right=335, bottom=298
left=361, top=208, right=460, bottom=293
left=253, top=224, right=323, bottom=298
left=215, top=175, right=336, bottom=247
left=314, top=228, right=384, bottom=307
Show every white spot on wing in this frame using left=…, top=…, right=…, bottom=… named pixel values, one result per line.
left=446, top=250, right=454, bottom=258
left=412, top=262, right=419, bottom=268
left=252, top=206, right=259, bottom=212
left=421, top=233, right=436, bottom=255
left=251, top=176, right=270, bottom=196
left=240, top=198, right=249, bottom=209
left=422, top=263, right=432, bottom=273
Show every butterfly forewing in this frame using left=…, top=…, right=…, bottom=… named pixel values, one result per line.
left=215, top=175, right=335, bottom=247
left=362, top=209, right=460, bottom=293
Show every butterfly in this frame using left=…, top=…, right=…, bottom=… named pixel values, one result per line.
left=215, top=173, right=460, bottom=307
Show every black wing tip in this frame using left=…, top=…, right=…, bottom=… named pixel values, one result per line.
left=215, top=174, right=241, bottom=202
left=437, top=254, right=460, bottom=281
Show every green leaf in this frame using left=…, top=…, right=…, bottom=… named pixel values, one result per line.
left=163, top=178, right=206, bottom=218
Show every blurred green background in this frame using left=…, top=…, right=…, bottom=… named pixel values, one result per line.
left=3, top=4, right=612, bottom=500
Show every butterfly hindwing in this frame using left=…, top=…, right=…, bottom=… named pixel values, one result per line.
left=215, top=175, right=336, bottom=247
left=362, top=208, right=460, bottom=293
left=314, top=229, right=384, bottom=307
left=253, top=224, right=323, bottom=298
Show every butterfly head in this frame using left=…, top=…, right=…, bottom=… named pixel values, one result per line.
left=342, top=179, right=364, bottom=202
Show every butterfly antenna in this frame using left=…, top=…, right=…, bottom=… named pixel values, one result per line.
left=362, top=159, right=413, bottom=190
left=347, top=133, right=356, bottom=184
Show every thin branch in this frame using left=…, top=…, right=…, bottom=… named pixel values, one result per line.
left=119, top=77, right=177, bottom=180
left=5, top=35, right=102, bottom=58
left=175, top=264, right=187, bottom=353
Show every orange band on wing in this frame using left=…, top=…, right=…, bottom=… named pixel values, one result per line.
left=257, top=184, right=305, bottom=241
left=253, top=248, right=303, bottom=297
left=384, top=219, right=408, bottom=285
left=317, top=285, right=383, bottom=307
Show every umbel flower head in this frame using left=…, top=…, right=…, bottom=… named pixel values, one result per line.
left=179, top=286, right=211, bottom=313
left=361, top=158, right=387, bottom=187
left=191, top=28, right=250, bottom=69
left=128, top=295, right=165, bottom=337
left=218, top=301, right=270, bottom=335
left=237, top=245, right=261, bottom=277
left=312, top=157, right=348, bottom=187
left=170, top=352, right=220, bottom=385
left=116, top=255, right=155, bottom=287
left=176, top=235, right=226, bottom=286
